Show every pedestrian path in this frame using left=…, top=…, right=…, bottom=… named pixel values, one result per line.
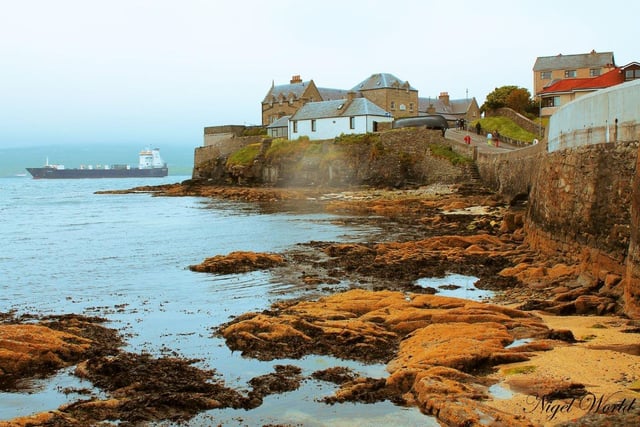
left=445, top=129, right=518, bottom=153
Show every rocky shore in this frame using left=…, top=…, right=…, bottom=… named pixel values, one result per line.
left=2, top=180, right=639, bottom=426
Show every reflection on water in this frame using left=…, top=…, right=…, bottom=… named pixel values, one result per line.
left=0, top=177, right=435, bottom=425
left=489, top=383, right=514, bottom=399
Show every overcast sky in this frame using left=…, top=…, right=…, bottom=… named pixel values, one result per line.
left=1, top=0, right=638, bottom=148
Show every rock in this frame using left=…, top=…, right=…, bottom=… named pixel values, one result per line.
left=189, top=251, right=285, bottom=274
left=0, top=324, right=91, bottom=387
left=574, top=295, right=616, bottom=315
left=218, top=289, right=550, bottom=426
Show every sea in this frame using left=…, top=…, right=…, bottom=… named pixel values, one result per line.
left=0, top=147, right=441, bottom=426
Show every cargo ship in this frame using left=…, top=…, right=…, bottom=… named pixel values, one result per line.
left=26, top=148, right=168, bottom=179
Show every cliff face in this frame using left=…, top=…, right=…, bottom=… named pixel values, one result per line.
left=194, top=128, right=470, bottom=188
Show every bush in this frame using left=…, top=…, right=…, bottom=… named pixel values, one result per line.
left=242, top=127, right=267, bottom=137
left=334, top=133, right=379, bottom=145
left=226, top=143, right=262, bottom=167
left=429, top=144, right=471, bottom=165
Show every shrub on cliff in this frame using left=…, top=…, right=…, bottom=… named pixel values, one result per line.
left=265, top=137, right=314, bottom=161
left=429, top=143, right=471, bottom=165
left=334, top=132, right=380, bottom=145
left=226, top=143, right=262, bottom=167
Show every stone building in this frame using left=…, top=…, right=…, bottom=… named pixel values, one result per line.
left=418, top=92, right=481, bottom=125
left=351, top=73, right=419, bottom=118
left=261, top=75, right=348, bottom=126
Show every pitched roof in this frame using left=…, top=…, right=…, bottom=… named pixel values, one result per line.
left=318, top=87, right=351, bottom=100
left=263, top=80, right=313, bottom=103
left=352, top=73, right=417, bottom=91
left=533, top=51, right=615, bottom=71
left=290, top=98, right=390, bottom=120
left=266, top=115, right=290, bottom=129
left=418, top=97, right=473, bottom=115
left=539, top=67, right=624, bottom=95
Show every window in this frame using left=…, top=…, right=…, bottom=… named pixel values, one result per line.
left=564, top=69, right=577, bottom=78
left=542, top=97, right=561, bottom=108
left=409, top=103, right=414, bottom=112
left=390, top=101, right=395, bottom=110
left=292, top=121, right=298, bottom=133
left=625, top=69, right=640, bottom=80
left=589, top=68, right=601, bottom=77
left=349, top=117, right=355, bottom=129
left=540, top=71, right=551, bottom=79
left=399, top=104, right=406, bottom=111
left=311, top=119, right=316, bottom=132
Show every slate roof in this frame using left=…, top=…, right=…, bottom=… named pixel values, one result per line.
left=418, top=97, right=473, bottom=115
left=263, top=81, right=312, bottom=103
left=539, top=68, right=624, bottom=94
left=266, top=115, right=290, bottom=129
left=318, top=87, right=351, bottom=100
left=533, top=51, right=615, bottom=71
left=290, top=98, right=390, bottom=120
left=352, top=73, right=417, bottom=91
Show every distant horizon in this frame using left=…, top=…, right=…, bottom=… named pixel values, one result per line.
left=0, top=143, right=195, bottom=178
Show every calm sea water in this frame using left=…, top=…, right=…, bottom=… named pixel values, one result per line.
left=0, top=176, right=435, bottom=426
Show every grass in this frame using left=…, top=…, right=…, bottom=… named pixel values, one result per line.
left=429, top=143, right=471, bottom=165
left=226, top=143, right=262, bottom=167
left=473, top=117, right=539, bottom=143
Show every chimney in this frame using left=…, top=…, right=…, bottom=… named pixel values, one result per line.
left=290, top=75, right=302, bottom=84
left=347, top=91, right=356, bottom=101
left=439, top=92, right=450, bottom=106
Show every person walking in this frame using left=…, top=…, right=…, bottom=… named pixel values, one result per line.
left=487, top=132, right=493, bottom=146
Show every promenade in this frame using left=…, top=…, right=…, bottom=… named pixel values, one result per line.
left=445, top=128, right=520, bottom=154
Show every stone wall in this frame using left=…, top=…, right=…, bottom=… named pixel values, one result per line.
left=526, top=141, right=638, bottom=315
left=626, top=150, right=640, bottom=318
left=449, top=140, right=545, bottom=202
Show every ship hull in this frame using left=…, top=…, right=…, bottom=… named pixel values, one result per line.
left=26, top=167, right=168, bottom=179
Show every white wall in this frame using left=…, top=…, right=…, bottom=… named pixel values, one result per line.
left=289, top=115, right=393, bottom=140
left=548, top=80, right=640, bottom=151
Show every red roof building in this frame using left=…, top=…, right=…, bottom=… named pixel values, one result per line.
left=539, top=62, right=640, bottom=117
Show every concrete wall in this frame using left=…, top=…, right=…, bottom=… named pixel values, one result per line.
left=548, top=79, right=640, bottom=151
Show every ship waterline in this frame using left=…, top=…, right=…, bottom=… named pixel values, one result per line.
left=26, top=148, right=168, bottom=179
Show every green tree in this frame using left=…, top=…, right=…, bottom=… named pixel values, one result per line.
left=481, top=85, right=519, bottom=111
left=505, top=88, right=532, bottom=114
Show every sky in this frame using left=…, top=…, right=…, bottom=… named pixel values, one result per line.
left=1, top=0, right=638, bottom=148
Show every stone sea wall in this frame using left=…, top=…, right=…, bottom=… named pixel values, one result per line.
left=525, top=141, right=639, bottom=317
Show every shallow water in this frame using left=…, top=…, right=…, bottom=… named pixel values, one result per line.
left=416, top=273, right=494, bottom=301
left=0, top=176, right=436, bottom=425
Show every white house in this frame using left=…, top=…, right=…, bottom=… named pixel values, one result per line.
left=288, top=95, right=392, bottom=141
